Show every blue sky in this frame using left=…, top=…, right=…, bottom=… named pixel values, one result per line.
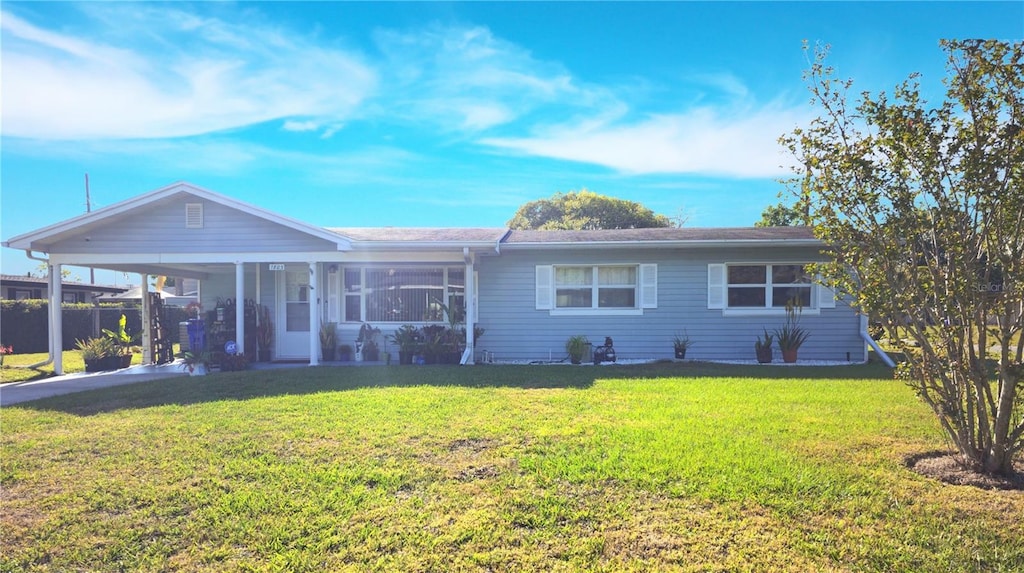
left=2, top=1, right=1021, bottom=284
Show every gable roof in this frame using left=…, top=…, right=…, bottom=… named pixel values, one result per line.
left=3, top=182, right=352, bottom=252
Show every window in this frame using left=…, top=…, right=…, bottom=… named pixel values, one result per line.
left=554, top=265, right=638, bottom=309
left=727, top=264, right=810, bottom=309
left=708, top=263, right=832, bottom=312
left=340, top=266, right=465, bottom=323
left=538, top=264, right=656, bottom=313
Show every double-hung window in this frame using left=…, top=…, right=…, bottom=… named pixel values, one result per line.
left=555, top=265, right=637, bottom=309
left=537, top=264, right=657, bottom=314
left=708, top=263, right=833, bottom=313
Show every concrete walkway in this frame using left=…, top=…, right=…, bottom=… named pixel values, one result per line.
left=1, top=362, right=190, bottom=406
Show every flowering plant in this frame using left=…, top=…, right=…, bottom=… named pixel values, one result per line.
left=0, top=345, right=12, bottom=355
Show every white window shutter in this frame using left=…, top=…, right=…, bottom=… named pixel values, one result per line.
left=536, top=265, right=553, bottom=310
left=326, top=267, right=339, bottom=321
left=816, top=283, right=836, bottom=309
left=707, top=264, right=726, bottom=309
left=639, top=264, right=657, bottom=308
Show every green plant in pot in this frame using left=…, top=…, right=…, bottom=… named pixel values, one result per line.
left=673, top=331, right=693, bottom=359
left=773, top=304, right=809, bottom=363
left=754, top=330, right=774, bottom=364
left=388, top=325, right=422, bottom=365
left=102, top=313, right=137, bottom=369
left=565, top=335, right=590, bottom=365
left=77, top=336, right=115, bottom=372
left=319, top=322, right=337, bottom=361
left=177, top=350, right=211, bottom=376
left=357, top=323, right=381, bottom=362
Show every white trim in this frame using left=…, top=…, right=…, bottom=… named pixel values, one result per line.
left=500, top=239, right=823, bottom=250
left=722, top=308, right=821, bottom=318
left=550, top=308, right=644, bottom=317
left=4, top=182, right=352, bottom=251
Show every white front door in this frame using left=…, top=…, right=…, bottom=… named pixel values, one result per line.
left=276, top=267, right=311, bottom=359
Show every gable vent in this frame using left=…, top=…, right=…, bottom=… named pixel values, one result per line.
left=185, top=203, right=204, bottom=229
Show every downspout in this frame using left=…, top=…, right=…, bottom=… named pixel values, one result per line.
left=860, top=314, right=895, bottom=367
left=14, top=250, right=55, bottom=369
left=461, top=248, right=475, bottom=365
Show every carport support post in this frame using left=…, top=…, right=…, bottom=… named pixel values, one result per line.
left=51, top=263, right=63, bottom=375
left=308, top=262, right=319, bottom=366
left=235, top=262, right=245, bottom=356
left=140, top=273, right=152, bottom=364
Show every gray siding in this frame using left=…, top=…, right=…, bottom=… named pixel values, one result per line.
left=50, top=195, right=338, bottom=254
left=477, top=247, right=864, bottom=363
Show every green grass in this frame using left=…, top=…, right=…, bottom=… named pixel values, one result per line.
left=2, top=348, right=175, bottom=384
left=2, top=362, right=1022, bottom=572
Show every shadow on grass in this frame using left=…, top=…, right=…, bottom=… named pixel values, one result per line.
left=14, top=360, right=894, bottom=417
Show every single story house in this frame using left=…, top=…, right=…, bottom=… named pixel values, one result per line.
left=3, top=182, right=882, bottom=374
left=1, top=274, right=128, bottom=302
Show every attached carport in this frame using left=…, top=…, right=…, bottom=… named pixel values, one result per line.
left=2, top=182, right=352, bottom=374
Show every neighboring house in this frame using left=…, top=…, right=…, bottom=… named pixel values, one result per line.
left=2, top=182, right=871, bottom=373
left=0, top=274, right=128, bottom=303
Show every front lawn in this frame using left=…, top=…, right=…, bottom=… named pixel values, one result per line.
left=2, top=363, right=1021, bottom=572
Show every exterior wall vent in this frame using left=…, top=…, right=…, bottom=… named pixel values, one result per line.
left=185, top=203, right=204, bottom=229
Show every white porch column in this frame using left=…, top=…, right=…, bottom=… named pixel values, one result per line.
left=51, top=263, right=63, bottom=375
left=235, top=262, right=245, bottom=355
left=463, top=249, right=475, bottom=365
left=308, top=262, right=319, bottom=366
left=140, top=273, right=152, bottom=364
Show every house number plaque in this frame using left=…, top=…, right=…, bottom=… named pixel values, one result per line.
left=268, top=263, right=285, bottom=271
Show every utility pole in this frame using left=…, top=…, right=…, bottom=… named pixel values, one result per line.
left=85, top=174, right=95, bottom=285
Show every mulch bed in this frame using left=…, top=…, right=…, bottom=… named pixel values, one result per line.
left=907, top=451, right=1024, bottom=491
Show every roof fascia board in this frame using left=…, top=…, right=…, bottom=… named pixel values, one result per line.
left=498, top=239, right=824, bottom=250
left=4, top=182, right=351, bottom=251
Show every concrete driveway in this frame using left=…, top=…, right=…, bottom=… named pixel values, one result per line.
left=1, top=363, right=189, bottom=406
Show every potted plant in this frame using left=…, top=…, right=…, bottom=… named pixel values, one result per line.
left=565, top=335, right=590, bottom=365
left=255, top=306, right=273, bottom=362
left=320, top=322, right=338, bottom=361
left=357, top=323, right=381, bottom=362
left=389, top=325, right=422, bottom=365
left=673, top=331, right=693, bottom=359
left=755, top=330, right=774, bottom=364
left=77, top=337, right=114, bottom=372
left=221, top=351, right=248, bottom=372
left=102, top=313, right=136, bottom=369
left=338, top=344, right=354, bottom=362
left=774, top=305, right=810, bottom=363
left=178, top=350, right=210, bottom=376
left=0, top=344, right=12, bottom=368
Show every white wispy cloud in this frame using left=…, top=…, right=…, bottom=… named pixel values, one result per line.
left=1, top=7, right=377, bottom=140
left=371, top=24, right=610, bottom=133
left=480, top=100, right=812, bottom=178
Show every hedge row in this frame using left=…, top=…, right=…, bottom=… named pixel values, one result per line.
left=0, top=300, right=190, bottom=354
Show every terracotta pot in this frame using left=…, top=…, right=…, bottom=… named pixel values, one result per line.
left=782, top=349, right=798, bottom=363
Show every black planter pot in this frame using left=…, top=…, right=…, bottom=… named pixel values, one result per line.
left=120, top=354, right=133, bottom=369
left=756, top=347, right=773, bottom=364
left=674, top=348, right=687, bottom=359
left=84, top=358, right=105, bottom=373
left=322, top=347, right=336, bottom=361
left=258, top=350, right=271, bottom=362
left=399, top=351, right=413, bottom=365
